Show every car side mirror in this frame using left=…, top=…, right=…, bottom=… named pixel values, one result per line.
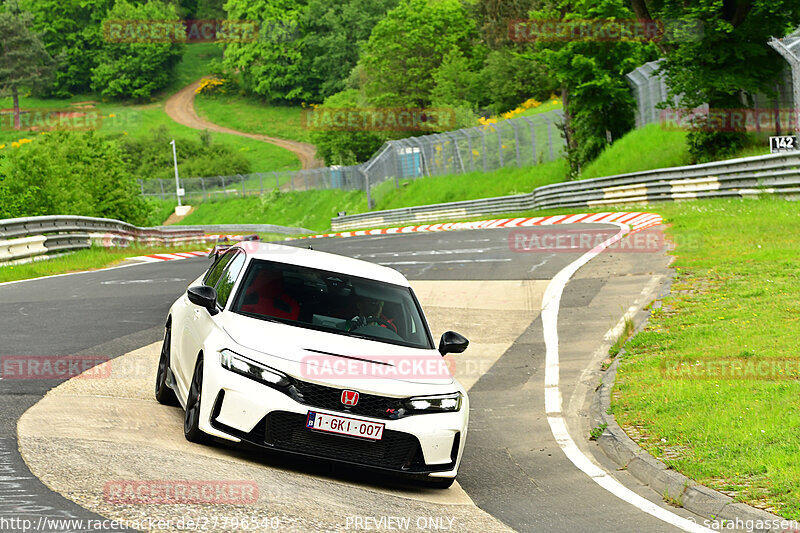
left=439, top=331, right=469, bottom=356
left=188, top=286, right=219, bottom=316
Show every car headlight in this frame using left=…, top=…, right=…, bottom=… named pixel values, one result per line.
left=220, top=349, right=290, bottom=388
left=404, top=392, right=462, bottom=413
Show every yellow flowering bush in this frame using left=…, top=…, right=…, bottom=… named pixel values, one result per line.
left=195, top=77, right=228, bottom=95
left=479, top=95, right=562, bottom=127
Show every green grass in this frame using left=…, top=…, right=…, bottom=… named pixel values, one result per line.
left=180, top=189, right=367, bottom=232
left=164, top=43, right=223, bottom=95
left=580, top=123, right=690, bottom=179
left=195, top=93, right=311, bottom=143
left=0, top=43, right=300, bottom=172
left=172, top=161, right=569, bottom=230
left=374, top=160, right=568, bottom=210
left=0, top=244, right=209, bottom=283
left=611, top=197, right=800, bottom=519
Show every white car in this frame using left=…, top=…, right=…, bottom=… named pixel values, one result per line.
left=156, top=242, right=470, bottom=487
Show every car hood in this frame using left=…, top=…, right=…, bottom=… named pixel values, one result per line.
left=220, top=313, right=455, bottom=390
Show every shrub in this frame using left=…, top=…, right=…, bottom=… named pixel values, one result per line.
left=5, top=130, right=150, bottom=224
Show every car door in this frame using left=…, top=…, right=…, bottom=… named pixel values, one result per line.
left=177, top=250, right=242, bottom=395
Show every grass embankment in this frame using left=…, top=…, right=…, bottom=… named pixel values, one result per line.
left=152, top=121, right=776, bottom=229
left=580, top=123, right=690, bottom=179
left=0, top=244, right=208, bottom=284
left=177, top=162, right=568, bottom=231
left=180, top=190, right=368, bottom=232
left=0, top=44, right=300, bottom=173
left=611, top=197, right=800, bottom=519
left=194, top=94, right=311, bottom=143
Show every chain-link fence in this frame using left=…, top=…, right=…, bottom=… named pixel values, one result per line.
left=138, top=110, right=566, bottom=207
left=626, top=58, right=795, bottom=130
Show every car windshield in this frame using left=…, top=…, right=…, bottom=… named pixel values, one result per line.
left=230, top=259, right=433, bottom=350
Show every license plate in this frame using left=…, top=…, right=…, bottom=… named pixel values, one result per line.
left=306, top=411, right=384, bottom=440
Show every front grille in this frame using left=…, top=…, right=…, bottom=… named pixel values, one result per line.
left=289, top=380, right=406, bottom=420
left=265, top=411, right=423, bottom=471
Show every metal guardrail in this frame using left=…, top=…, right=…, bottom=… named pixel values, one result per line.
left=330, top=151, right=800, bottom=231
left=153, top=224, right=314, bottom=235
left=0, top=215, right=213, bottom=264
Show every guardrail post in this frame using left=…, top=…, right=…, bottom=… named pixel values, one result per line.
left=200, top=177, right=206, bottom=201
left=240, top=174, right=246, bottom=196
left=159, top=179, right=165, bottom=200
left=274, top=172, right=280, bottom=190
left=221, top=176, right=226, bottom=196
left=259, top=173, right=263, bottom=195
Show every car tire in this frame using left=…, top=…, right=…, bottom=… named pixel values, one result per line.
left=155, top=325, right=179, bottom=406
left=184, top=355, right=209, bottom=444
left=425, top=476, right=456, bottom=489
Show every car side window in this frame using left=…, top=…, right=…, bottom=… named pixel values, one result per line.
left=204, top=250, right=236, bottom=287
left=215, top=252, right=246, bottom=309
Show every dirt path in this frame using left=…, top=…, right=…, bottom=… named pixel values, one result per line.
left=164, top=80, right=323, bottom=169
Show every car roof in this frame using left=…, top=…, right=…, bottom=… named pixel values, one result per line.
left=235, top=242, right=410, bottom=287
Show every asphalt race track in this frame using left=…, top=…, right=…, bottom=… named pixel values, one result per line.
left=0, top=225, right=714, bottom=532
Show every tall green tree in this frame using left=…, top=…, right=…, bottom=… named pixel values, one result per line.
left=91, top=0, right=184, bottom=100
left=302, top=0, right=399, bottom=100
left=638, top=0, right=800, bottom=161
left=0, top=5, right=56, bottom=129
left=20, top=0, right=112, bottom=96
left=224, top=0, right=396, bottom=103
left=357, top=0, right=482, bottom=107
left=529, top=0, right=657, bottom=174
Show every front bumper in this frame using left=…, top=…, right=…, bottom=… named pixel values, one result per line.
left=198, top=359, right=468, bottom=477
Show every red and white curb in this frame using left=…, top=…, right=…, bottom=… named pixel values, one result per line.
left=300, top=212, right=663, bottom=240
left=127, top=251, right=208, bottom=263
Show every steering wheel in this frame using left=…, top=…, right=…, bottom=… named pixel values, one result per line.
left=365, top=316, right=393, bottom=329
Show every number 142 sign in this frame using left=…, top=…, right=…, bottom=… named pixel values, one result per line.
left=770, top=135, right=798, bottom=153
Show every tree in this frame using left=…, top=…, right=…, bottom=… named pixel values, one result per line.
left=529, top=0, right=657, bottom=174
left=479, top=48, right=558, bottom=114
left=0, top=6, right=56, bottom=129
left=301, top=0, right=399, bottom=100
left=223, top=0, right=307, bottom=102
left=309, top=90, right=386, bottom=165
left=19, top=0, right=112, bottom=96
left=224, top=0, right=396, bottom=103
left=639, top=0, right=800, bottom=161
left=6, top=131, right=151, bottom=224
left=357, top=0, right=482, bottom=107
left=91, top=0, right=184, bottom=100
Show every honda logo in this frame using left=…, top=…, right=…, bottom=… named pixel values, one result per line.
left=341, top=390, right=359, bottom=406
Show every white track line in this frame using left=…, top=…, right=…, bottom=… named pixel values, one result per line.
left=541, top=221, right=713, bottom=533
